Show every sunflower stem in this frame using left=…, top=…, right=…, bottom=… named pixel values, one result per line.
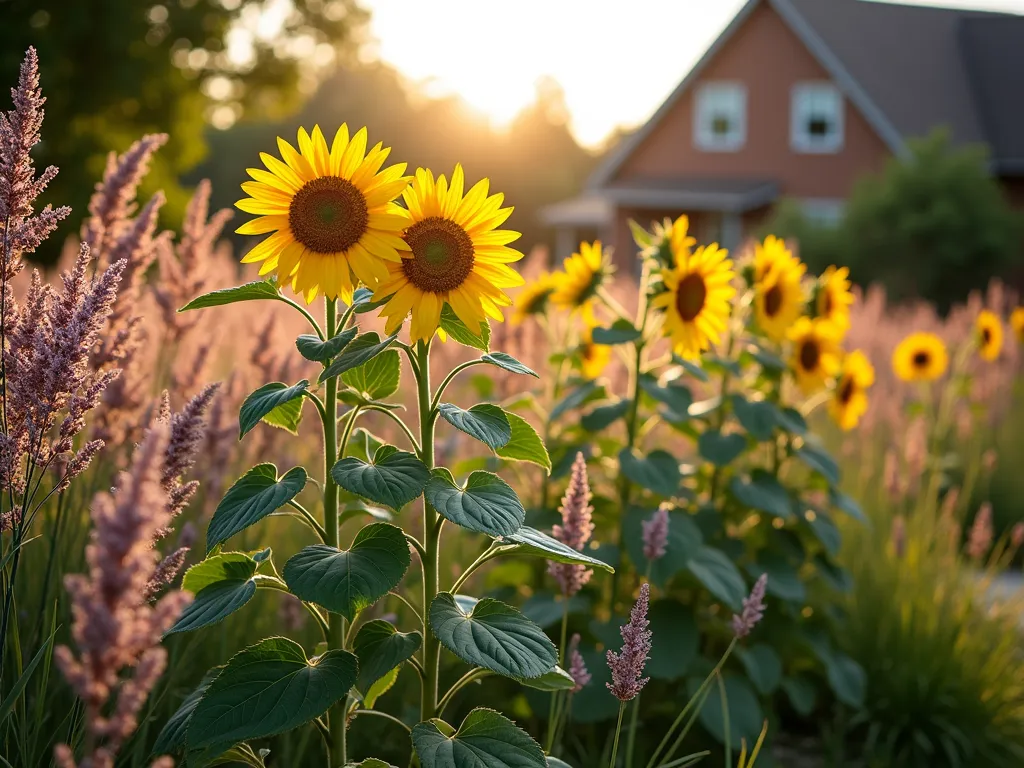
left=323, top=298, right=347, bottom=768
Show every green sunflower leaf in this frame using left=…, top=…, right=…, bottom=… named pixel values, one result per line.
left=429, top=593, right=557, bottom=679
left=296, top=326, right=358, bottom=363
left=206, top=464, right=307, bottom=552
left=342, top=349, right=401, bottom=401
left=619, top=448, right=681, bottom=497
left=581, top=400, right=629, bottom=432
left=351, top=286, right=389, bottom=314
left=352, top=619, right=422, bottom=696
left=697, top=430, right=747, bottom=466
left=686, top=546, right=747, bottom=610
left=179, top=280, right=280, bottom=312
left=412, top=708, right=546, bottom=768
left=239, top=381, right=308, bottom=438
left=500, top=526, right=614, bottom=572
left=283, top=524, right=411, bottom=620
left=186, top=637, right=357, bottom=748
left=438, top=403, right=512, bottom=450
left=729, top=470, right=794, bottom=519
left=591, top=320, right=641, bottom=345
left=182, top=552, right=258, bottom=594
left=331, top=445, right=430, bottom=510
left=440, top=304, right=490, bottom=351
left=495, top=413, right=551, bottom=473
left=424, top=470, right=524, bottom=537
left=481, top=352, right=538, bottom=377
left=320, top=332, right=400, bottom=384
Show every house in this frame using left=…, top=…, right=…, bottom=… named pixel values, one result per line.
left=542, top=0, right=1024, bottom=267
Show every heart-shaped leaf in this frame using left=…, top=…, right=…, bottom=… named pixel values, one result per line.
left=481, top=352, right=537, bottom=377
left=731, top=395, right=779, bottom=441
left=737, top=643, right=782, bottom=695
left=619, top=448, right=681, bottom=497
left=424, top=470, right=524, bottom=537
left=438, top=403, right=512, bottom=450
left=187, top=637, right=357, bottom=748
left=183, top=552, right=258, bottom=594
left=830, top=489, right=866, bottom=522
left=167, top=578, right=256, bottom=636
left=429, top=593, right=556, bottom=679
left=342, top=349, right=401, bottom=401
left=439, top=304, right=490, bottom=351
left=698, top=430, right=747, bottom=466
left=296, top=326, right=358, bottom=363
left=776, top=407, right=808, bottom=435
left=519, top=665, right=575, bottom=692
left=647, top=599, right=698, bottom=680
left=500, top=526, right=614, bottom=572
left=686, top=546, right=747, bottom=609
left=352, top=286, right=388, bottom=314
left=350, top=760, right=399, bottom=768
left=495, top=413, right=551, bottom=473
left=638, top=375, right=693, bottom=416
left=824, top=652, right=866, bottom=708
left=239, top=381, right=308, bottom=438
left=581, top=401, right=629, bottom=432
left=332, top=445, right=430, bottom=510
left=353, top=619, right=422, bottom=694
left=207, top=464, right=307, bottom=552
left=729, top=470, right=793, bottom=519
left=179, top=280, right=280, bottom=311
left=674, top=355, right=710, bottom=382
left=283, top=524, right=411, bottom=620
left=796, top=444, right=840, bottom=485
left=412, top=708, right=546, bottom=768
left=591, top=320, right=641, bottom=345
left=320, top=332, right=399, bottom=383
left=549, top=381, right=599, bottom=422
left=153, top=669, right=219, bottom=754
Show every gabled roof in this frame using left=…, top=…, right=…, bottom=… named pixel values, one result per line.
left=589, top=0, right=1024, bottom=189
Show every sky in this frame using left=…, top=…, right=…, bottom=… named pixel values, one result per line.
left=363, top=0, right=1024, bottom=148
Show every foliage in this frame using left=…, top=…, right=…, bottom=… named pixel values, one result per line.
left=762, top=130, right=1022, bottom=312
left=1, top=0, right=367, bottom=255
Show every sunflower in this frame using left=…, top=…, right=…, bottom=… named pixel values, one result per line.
left=753, top=237, right=806, bottom=341
left=511, top=270, right=557, bottom=324
left=976, top=310, right=1003, bottom=361
left=788, top=317, right=842, bottom=393
left=236, top=124, right=411, bottom=303
left=651, top=241, right=736, bottom=360
left=815, top=266, right=854, bottom=332
left=550, top=241, right=615, bottom=310
left=579, top=309, right=612, bottom=380
left=1012, top=307, right=1024, bottom=344
left=892, top=332, right=948, bottom=382
left=830, top=350, right=875, bottom=431
left=372, top=165, right=524, bottom=343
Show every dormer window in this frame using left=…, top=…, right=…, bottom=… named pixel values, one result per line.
left=791, top=83, right=844, bottom=153
left=694, top=82, right=746, bottom=152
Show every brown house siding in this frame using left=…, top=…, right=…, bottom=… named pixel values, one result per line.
left=608, top=1, right=892, bottom=259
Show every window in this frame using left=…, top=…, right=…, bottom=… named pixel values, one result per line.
left=694, top=82, right=747, bottom=152
left=791, top=83, right=843, bottom=153
left=801, top=199, right=845, bottom=227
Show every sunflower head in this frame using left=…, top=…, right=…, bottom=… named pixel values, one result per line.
left=579, top=308, right=612, bottom=380
left=1012, top=307, right=1024, bottom=344
left=511, top=270, right=557, bottom=325
left=235, top=124, right=412, bottom=303
left=753, top=239, right=806, bottom=342
left=976, top=310, right=1003, bottom=361
left=830, top=350, right=875, bottom=430
left=892, top=332, right=948, bottom=382
left=650, top=242, right=736, bottom=360
left=551, top=241, right=615, bottom=310
left=788, top=317, right=842, bottom=393
left=372, top=165, right=524, bottom=344
left=814, top=266, right=854, bottom=332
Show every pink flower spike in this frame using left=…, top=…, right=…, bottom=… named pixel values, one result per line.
left=606, top=583, right=653, bottom=702
left=732, top=573, right=768, bottom=639
left=642, top=506, right=670, bottom=561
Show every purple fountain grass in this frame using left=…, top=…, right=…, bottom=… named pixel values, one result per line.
left=642, top=506, right=670, bottom=561
left=606, top=583, right=653, bottom=703
left=54, top=423, right=191, bottom=768
left=967, top=502, right=994, bottom=561
left=1012, top=523, right=1024, bottom=549
left=566, top=633, right=591, bottom=693
left=732, top=573, right=768, bottom=639
left=548, top=452, right=595, bottom=596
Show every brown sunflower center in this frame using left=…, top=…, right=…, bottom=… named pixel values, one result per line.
left=912, top=350, right=931, bottom=368
left=838, top=376, right=855, bottom=405
left=675, top=273, right=708, bottom=322
left=402, top=216, right=475, bottom=294
left=982, top=327, right=992, bottom=345
left=822, top=289, right=834, bottom=317
left=799, top=339, right=821, bottom=372
left=764, top=284, right=783, bottom=318
left=288, top=176, right=369, bottom=254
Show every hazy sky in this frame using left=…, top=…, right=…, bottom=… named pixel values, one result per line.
left=363, top=0, right=1024, bottom=148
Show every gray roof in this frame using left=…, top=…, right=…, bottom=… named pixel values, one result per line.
left=603, top=177, right=779, bottom=212
left=589, top=0, right=1024, bottom=190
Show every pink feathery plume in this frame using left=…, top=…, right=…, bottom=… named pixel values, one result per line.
left=162, top=383, right=220, bottom=490
left=891, top=515, right=906, bottom=559
left=548, top=452, right=595, bottom=596
left=0, top=47, right=70, bottom=272
left=732, top=574, right=768, bottom=639
left=642, top=506, right=670, bottom=561
left=54, top=423, right=190, bottom=768
left=1011, top=523, right=1024, bottom=549
left=606, top=583, right=652, bottom=702
left=967, top=502, right=994, bottom=561
left=566, top=633, right=591, bottom=693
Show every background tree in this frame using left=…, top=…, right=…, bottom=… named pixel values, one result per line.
left=1, top=0, right=368, bottom=261
left=763, top=130, right=1022, bottom=311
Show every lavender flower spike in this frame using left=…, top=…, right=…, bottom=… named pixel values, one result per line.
left=967, top=502, right=994, bottom=561
left=642, top=506, right=670, bottom=561
left=548, top=452, right=595, bottom=596
left=606, top=583, right=653, bottom=702
left=566, top=633, right=591, bottom=693
left=732, top=573, right=768, bottom=639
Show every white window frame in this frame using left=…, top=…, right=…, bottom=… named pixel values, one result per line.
left=791, top=82, right=844, bottom=154
left=693, top=82, right=747, bottom=152
left=801, top=198, right=845, bottom=227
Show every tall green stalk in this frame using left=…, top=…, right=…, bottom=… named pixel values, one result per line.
left=415, top=340, right=440, bottom=721
left=323, top=298, right=347, bottom=768
left=609, top=702, right=626, bottom=768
